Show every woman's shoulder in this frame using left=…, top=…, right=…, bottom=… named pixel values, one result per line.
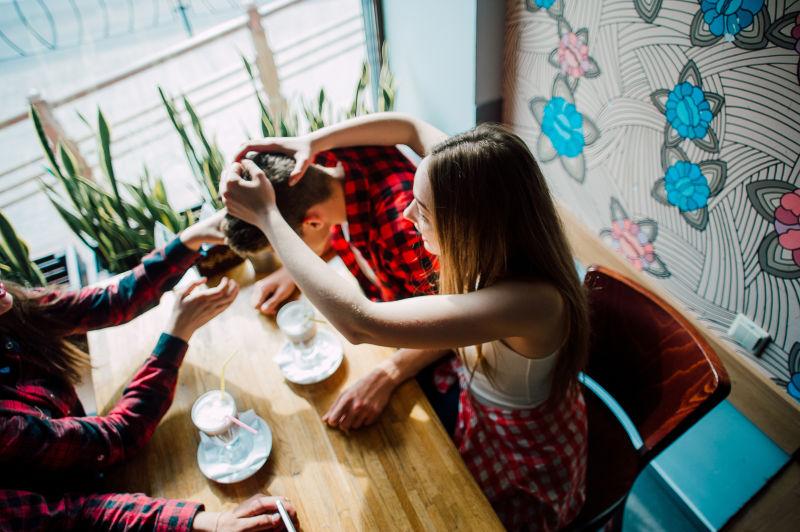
left=484, top=279, right=566, bottom=350
left=489, top=278, right=564, bottom=312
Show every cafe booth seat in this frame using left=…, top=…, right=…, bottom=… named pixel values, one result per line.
left=569, top=266, right=731, bottom=531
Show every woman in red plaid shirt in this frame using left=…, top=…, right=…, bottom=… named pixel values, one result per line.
left=224, top=113, right=589, bottom=531
left=0, top=212, right=298, bottom=531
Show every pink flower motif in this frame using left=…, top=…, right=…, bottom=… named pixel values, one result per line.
left=558, top=32, right=591, bottom=78
left=610, top=219, right=656, bottom=271
left=774, top=188, right=800, bottom=267
left=793, top=14, right=800, bottom=54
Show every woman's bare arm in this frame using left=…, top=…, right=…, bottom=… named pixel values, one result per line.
left=306, top=112, right=448, bottom=157
left=232, top=113, right=448, bottom=182
left=255, top=204, right=563, bottom=352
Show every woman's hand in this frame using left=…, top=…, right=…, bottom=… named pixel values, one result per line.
left=180, top=209, right=227, bottom=251
left=252, top=267, right=297, bottom=315
left=165, top=277, right=239, bottom=342
left=220, top=161, right=277, bottom=229
left=232, top=135, right=316, bottom=186
left=192, top=494, right=299, bottom=531
left=322, top=361, right=401, bottom=432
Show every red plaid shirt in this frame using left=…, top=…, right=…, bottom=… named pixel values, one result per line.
left=438, top=357, right=587, bottom=531
left=0, top=238, right=204, bottom=531
left=0, top=490, right=200, bottom=532
left=314, top=146, right=438, bottom=301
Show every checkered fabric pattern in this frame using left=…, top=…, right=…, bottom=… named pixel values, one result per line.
left=439, top=357, right=588, bottom=531
left=35, top=237, right=199, bottom=337
left=0, top=238, right=203, bottom=530
left=0, top=489, right=202, bottom=531
left=315, top=146, right=438, bottom=301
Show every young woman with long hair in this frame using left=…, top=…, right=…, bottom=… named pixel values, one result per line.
left=222, top=113, right=589, bottom=531
left=0, top=212, right=298, bottom=531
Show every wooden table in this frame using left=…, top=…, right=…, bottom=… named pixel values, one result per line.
left=87, top=260, right=502, bottom=531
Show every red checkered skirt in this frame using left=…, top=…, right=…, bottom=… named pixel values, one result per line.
left=445, top=359, right=588, bottom=531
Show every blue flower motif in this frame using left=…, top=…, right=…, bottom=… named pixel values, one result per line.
left=665, top=161, right=711, bottom=212
left=788, top=372, right=800, bottom=402
left=536, top=0, right=556, bottom=7
left=665, top=82, right=713, bottom=139
left=700, top=0, right=764, bottom=37
left=542, top=97, right=585, bottom=157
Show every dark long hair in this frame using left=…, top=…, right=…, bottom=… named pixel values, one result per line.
left=428, top=123, right=589, bottom=405
left=0, top=281, right=89, bottom=384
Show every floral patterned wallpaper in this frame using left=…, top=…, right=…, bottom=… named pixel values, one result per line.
left=505, top=0, right=800, bottom=400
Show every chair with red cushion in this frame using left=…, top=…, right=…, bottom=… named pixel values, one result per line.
left=570, top=266, right=731, bottom=530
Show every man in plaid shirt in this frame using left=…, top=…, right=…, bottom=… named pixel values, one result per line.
left=0, top=217, right=297, bottom=531
left=226, top=145, right=438, bottom=312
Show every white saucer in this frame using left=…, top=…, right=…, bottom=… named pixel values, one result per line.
left=274, top=329, right=344, bottom=385
left=197, top=410, right=272, bottom=484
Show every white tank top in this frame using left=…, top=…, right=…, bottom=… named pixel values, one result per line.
left=460, top=341, right=558, bottom=410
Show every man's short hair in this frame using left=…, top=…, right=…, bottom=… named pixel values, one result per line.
left=222, top=152, right=333, bottom=255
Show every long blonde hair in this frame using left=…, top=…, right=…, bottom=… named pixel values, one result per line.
left=427, top=123, right=588, bottom=405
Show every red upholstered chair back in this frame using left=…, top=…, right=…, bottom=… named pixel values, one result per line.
left=583, top=266, right=729, bottom=459
left=571, top=266, right=730, bottom=530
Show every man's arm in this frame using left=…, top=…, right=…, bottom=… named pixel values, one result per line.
left=0, top=489, right=203, bottom=531
left=323, top=348, right=452, bottom=431
left=251, top=240, right=337, bottom=315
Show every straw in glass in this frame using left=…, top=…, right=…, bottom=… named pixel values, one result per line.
left=219, top=349, right=240, bottom=398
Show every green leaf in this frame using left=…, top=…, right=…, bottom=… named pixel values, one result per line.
left=242, top=55, right=278, bottom=138
left=0, top=210, right=46, bottom=286
left=96, top=109, right=130, bottom=228
left=0, top=211, right=30, bottom=275
left=29, top=105, right=64, bottom=180
left=58, top=143, right=78, bottom=180
left=32, top=101, right=189, bottom=274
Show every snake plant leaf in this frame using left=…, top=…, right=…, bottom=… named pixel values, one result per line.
left=29, top=105, right=64, bottom=181
left=41, top=180, right=93, bottom=237
left=184, top=97, right=214, bottom=163
left=76, top=110, right=91, bottom=130
left=0, top=212, right=29, bottom=270
left=151, top=178, right=169, bottom=205
left=42, top=187, right=96, bottom=251
left=35, top=103, right=188, bottom=274
left=97, top=109, right=130, bottom=228
left=159, top=87, right=203, bottom=176
left=0, top=210, right=46, bottom=286
left=202, top=158, right=219, bottom=204
left=58, top=143, right=78, bottom=181
left=241, top=55, right=276, bottom=138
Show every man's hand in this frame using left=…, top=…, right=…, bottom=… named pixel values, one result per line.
left=322, top=361, right=401, bottom=432
left=252, top=267, right=297, bottom=315
left=192, top=494, right=299, bottom=531
left=180, top=209, right=227, bottom=251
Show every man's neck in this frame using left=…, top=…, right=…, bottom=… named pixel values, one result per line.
left=326, top=177, right=348, bottom=225
left=313, top=162, right=348, bottom=224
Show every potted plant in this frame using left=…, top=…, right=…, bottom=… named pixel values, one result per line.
left=31, top=105, right=192, bottom=275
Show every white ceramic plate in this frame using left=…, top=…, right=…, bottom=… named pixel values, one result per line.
left=197, top=411, right=272, bottom=484
left=274, top=329, right=344, bottom=385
